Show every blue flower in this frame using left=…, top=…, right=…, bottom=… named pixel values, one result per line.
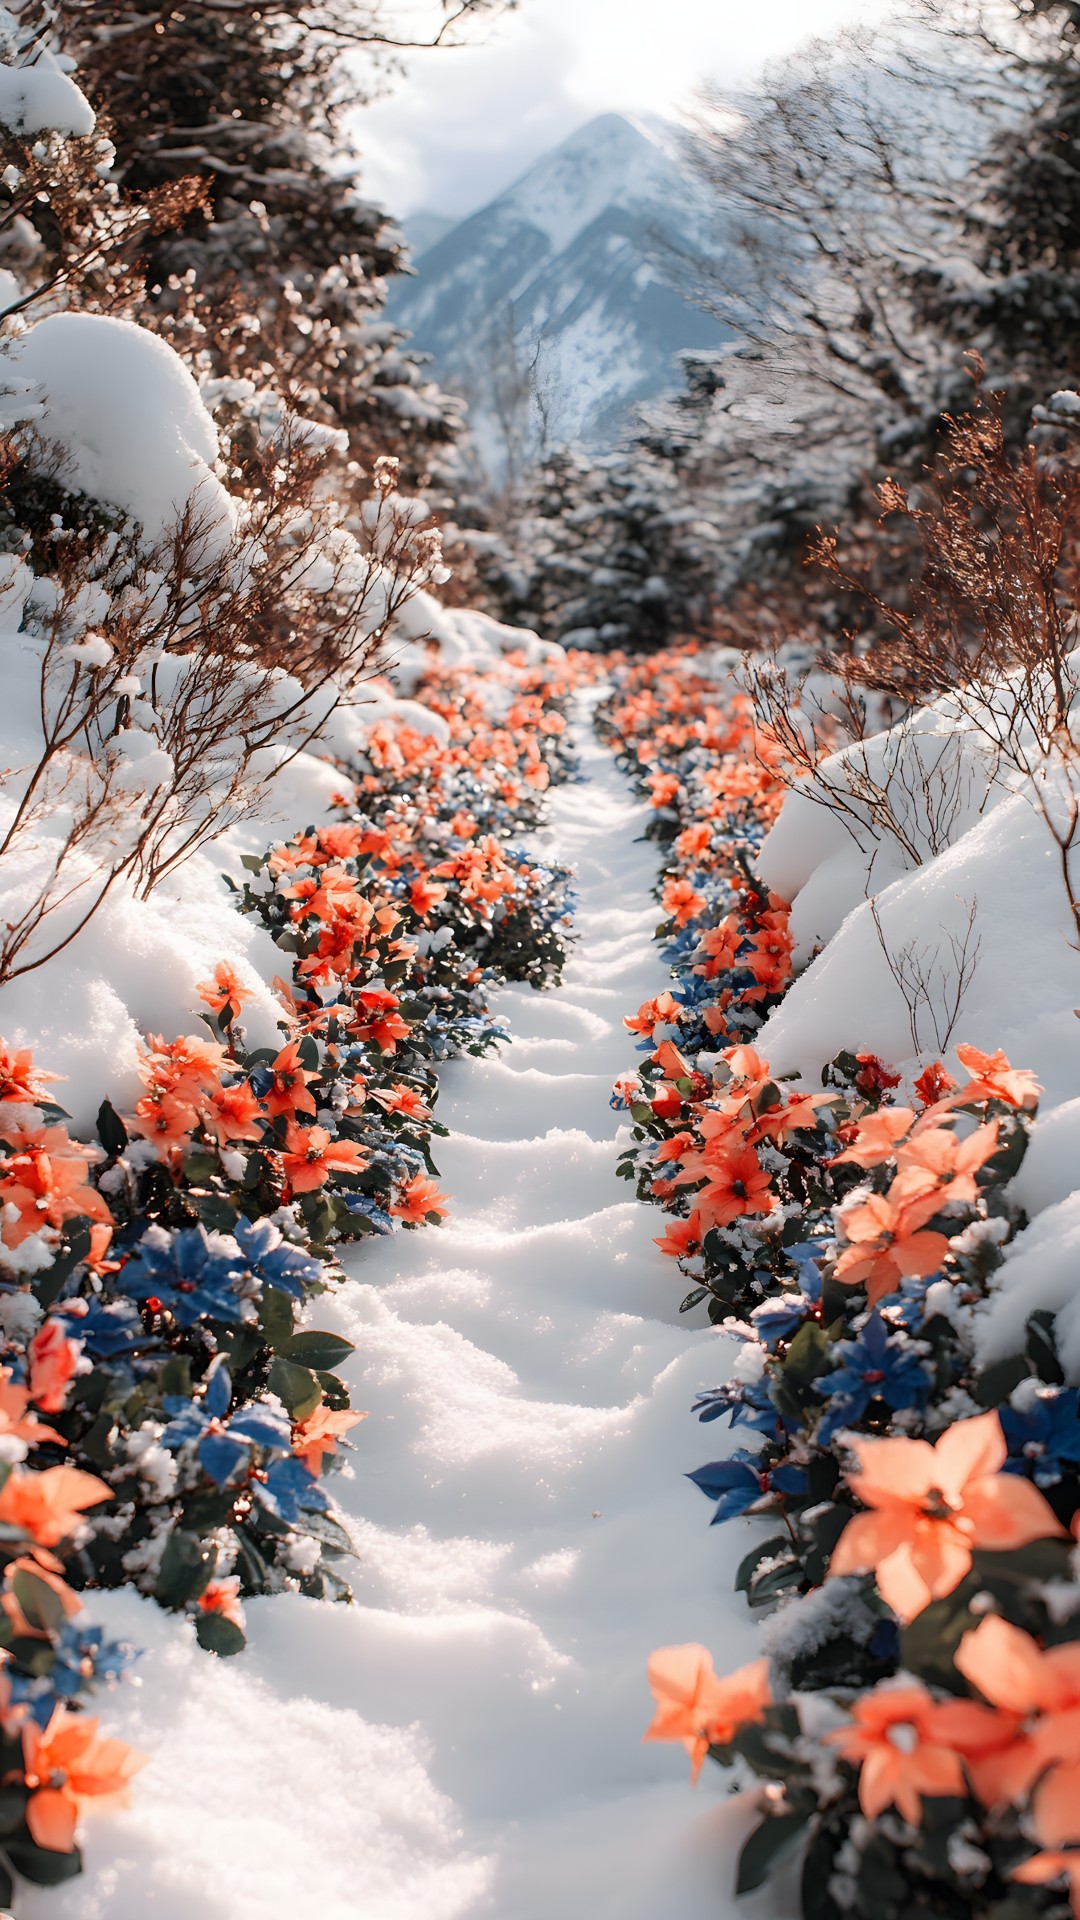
left=692, top=1379, right=787, bottom=1436
left=234, top=1218, right=320, bottom=1299
left=161, top=1364, right=292, bottom=1487
left=59, top=1297, right=144, bottom=1359
left=752, top=1266, right=823, bottom=1348
left=687, top=1448, right=807, bottom=1523
left=255, top=1453, right=328, bottom=1524
left=10, top=1624, right=137, bottom=1725
left=120, top=1225, right=248, bottom=1327
left=1000, top=1387, right=1080, bottom=1488
left=341, top=1195, right=394, bottom=1234
left=816, top=1315, right=930, bottom=1446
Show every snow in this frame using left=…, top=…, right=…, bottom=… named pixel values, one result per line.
left=973, top=1193, right=1080, bottom=1379
left=757, top=688, right=1080, bottom=1374
left=0, top=313, right=237, bottom=558
left=759, top=789, right=1080, bottom=1110
left=0, top=58, right=94, bottom=138
left=34, top=707, right=767, bottom=1920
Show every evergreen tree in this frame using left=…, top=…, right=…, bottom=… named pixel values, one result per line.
left=485, top=436, right=721, bottom=653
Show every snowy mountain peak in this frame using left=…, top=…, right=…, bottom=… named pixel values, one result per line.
left=386, top=114, right=727, bottom=461
left=488, top=112, right=680, bottom=254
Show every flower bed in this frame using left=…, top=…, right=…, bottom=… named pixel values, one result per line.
left=0, top=650, right=578, bottom=1900
left=600, top=648, right=1080, bottom=1920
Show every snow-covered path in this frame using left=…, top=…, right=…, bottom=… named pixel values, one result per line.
left=32, top=713, right=766, bottom=1920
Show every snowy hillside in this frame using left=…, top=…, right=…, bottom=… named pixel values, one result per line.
left=385, top=114, right=729, bottom=458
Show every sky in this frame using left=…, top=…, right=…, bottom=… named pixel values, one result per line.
left=351, top=0, right=888, bottom=220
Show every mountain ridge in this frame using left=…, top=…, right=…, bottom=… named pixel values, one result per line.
left=385, top=113, right=729, bottom=465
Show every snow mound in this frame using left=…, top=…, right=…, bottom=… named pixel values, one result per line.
left=0, top=58, right=94, bottom=137
left=0, top=313, right=237, bottom=557
left=758, top=790, right=1080, bottom=1112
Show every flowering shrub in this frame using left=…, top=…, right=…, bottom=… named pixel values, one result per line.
left=0, top=649, right=578, bottom=1895
left=603, top=646, right=1080, bottom=1920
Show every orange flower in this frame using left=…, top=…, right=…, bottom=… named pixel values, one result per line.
left=828, top=1413, right=1065, bottom=1620
left=83, top=1223, right=120, bottom=1277
left=130, top=1091, right=199, bottom=1155
left=0, top=1041, right=60, bottom=1109
left=653, top=1211, right=703, bottom=1259
left=291, top=1402, right=367, bottom=1473
left=28, top=1318, right=80, bottom=1414
left=22, top=1707, right=147, bottom=1853
left=954, top=1043, right=1040, bottom=1110
left=0, top=1369, right=65, bottom=1449
left=650, top=1084, right=683, bottom=1121
left=954, top=1614, right=1080, bottom=1811
left=391, top=1172, right=450, bottom=1224
left=0, top=1126, right=113, bottom=1245
left=1014, top=1852, right=1080, bottom=1916
left=368, top=1083, right=430, bottom=1121
left=914, top=1061, right=956, bottom=1108
left=198, top=1576, right=245, bottom=1632
left=826, top=1681, right=983, bottom=1824
left=280, top=1124, right=368, bottom=1194
left=0, top=1464, right=112, bottom=1547
left=409, top=875, right=448, bottom=918
left=697, top=1146, right=774, bottom=1231
left=201, top=1078, right=266, bottom=1145
left=893, top=1118, right=999, bottom=1206
left=625, top=993, right=680, bottom=1039
left=263, top=1041, right=318, bottom=1121
left=723, top=1045, right=771, bottom=1091
left=831, top=1107, right=915, bottom=1169
left=195, top=961, right=251, bottom=1019
left=138, top=1034, right=229, bottom=1103
left=833, top=1186, right=950, bottom=1307
left=644, top=1644, right=770, bottom=1782
left=662, top=876, right=706, bottom=927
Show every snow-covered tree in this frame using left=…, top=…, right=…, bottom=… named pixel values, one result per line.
left=63, top=0, right=500, bottom=482
left=481, top=437, right=722, bottom=652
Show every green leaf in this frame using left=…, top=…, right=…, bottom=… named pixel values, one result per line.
left=735, top=1535, right=790, bottom=1594
left=783, top=1320, right=832, bottom=1387
left=218, top=1324, right=264, bottom=1373
left=736, top=1810, right=811, bottom=1895
left=0, top=1787, right=26, bottom=1839
left=95, top=1098, right=128, bottom=1158
left=32, top=1223, right=91, bottom=1310
left=974, top=1351, right=1030, bottom=1408
left=679, top=1287, right=709, bottom=1313
left=195, top=1611, right=246, bottom=1658
left=196, top=1193, right=240, bottom=1233
left=800, top=1821, right=844, bottom=1920
left=258, top=1287, right=295, bottom=1352
left=12, top=1567, right=66, bottom=1635
left=155, top=1529, right=214, bottom=1608
left=280, top=1330, right=354, bottom=1372
left=749, top=1557, right=804, bottom=1605
left=316, top=1369, right=352, bottom=1411
left=5, top=1839, right=83, bottom=1886
left=1026, top=1309, right=1065, bottom=1385
left=268, top=1356, right=322, bottom=1420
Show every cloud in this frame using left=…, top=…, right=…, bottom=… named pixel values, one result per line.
left=351, top=0, right=887, bottom=217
